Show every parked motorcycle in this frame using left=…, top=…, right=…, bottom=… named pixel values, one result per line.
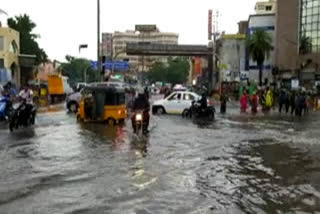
left=9, top=101, right=36, bottom=132
left=182, top=101, right=215, bottom=120
left=131, top=110, right=149, bottom=136
left=0, top=95, right=13, bottom=122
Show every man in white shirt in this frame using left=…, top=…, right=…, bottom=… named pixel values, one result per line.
left=19, top=84, right=34, bottom=104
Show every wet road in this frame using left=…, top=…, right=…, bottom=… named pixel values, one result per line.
left=1, top=105, right=320, bottom=214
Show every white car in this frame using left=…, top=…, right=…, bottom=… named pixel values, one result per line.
left=152, top=91, right=201, bottom=115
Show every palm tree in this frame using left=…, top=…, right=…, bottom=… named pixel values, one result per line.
left=299, top=35, right=312, bottom=55
left=246, top=29, right=273, bottom=86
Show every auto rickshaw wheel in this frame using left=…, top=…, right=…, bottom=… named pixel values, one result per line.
left=76, top=114, right=83, bottom=122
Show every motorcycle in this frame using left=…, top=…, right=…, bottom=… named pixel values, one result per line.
left=131, top=109, right=149, bottom=136
left=0, top=95, right=13, bottom=122
left=9, top=101, right=36, bottom=132
left=182, top=101, right=215, bottom=120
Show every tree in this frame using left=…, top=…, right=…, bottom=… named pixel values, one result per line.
left=7, top=14, right=47, bottom=64
left=246, top=29, right=272, bottom=86
left=147, top=57, right=190, bottom=84
left=59, top=55, right=99, bottom=88
left=299, top=35, right=312, bottom=55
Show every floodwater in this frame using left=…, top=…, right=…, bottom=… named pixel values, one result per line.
left=1, top=105, right=320, bottom=214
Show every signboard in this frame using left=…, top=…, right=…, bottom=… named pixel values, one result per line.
left=102, top=33, right=113, bottom=57
left=135, top=25, right=157, bottom=32
left=208, top=10, right=212, bottom=40
left=240, top=71, right=248, bottom=80
left=291, top=79, right=299, bottom=89
left=90, top=61, right=129, bottom=70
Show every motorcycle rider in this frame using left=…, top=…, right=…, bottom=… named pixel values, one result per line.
left=131, top=89, right=150, bottom=132
left=197, top=93, right=207, bottom=112
left=18, top=84, right=34, bottom=125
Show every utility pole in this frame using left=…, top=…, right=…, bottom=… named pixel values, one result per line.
left=97, top=0, right=101, bottom=81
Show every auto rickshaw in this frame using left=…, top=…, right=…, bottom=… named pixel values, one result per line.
left=77, top=85, right=127, bottom=125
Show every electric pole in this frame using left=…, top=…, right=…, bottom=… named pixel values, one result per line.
left=97, top=0, right=101, bottom=80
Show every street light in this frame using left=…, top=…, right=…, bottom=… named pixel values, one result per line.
left=78, top=44, right=89, bottom=82
left=79, top=44, right=88, bottom=54
left=97, top=0, right=101, bottom=80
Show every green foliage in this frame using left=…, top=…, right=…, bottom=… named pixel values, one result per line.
left=7, top=14, right=47, bottom=64
left=59, top=55, right=99, bottom=88
left=246, top=29, right=272, bottom=85
left=299, top=35, right=312, bottom=55
left=246, top=29, right=273, bottom=67
left=147, top=57, right=190, bottom=85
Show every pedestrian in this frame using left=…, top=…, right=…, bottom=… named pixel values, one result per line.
left=264, top=87, right=273, bottom=112
left=251, top=91, right=258, bottom=114
left=278, top=88, right=286, bottom=113
left=285, top=90, right=290, bottom=113
left=240, top=90, right=248, bottom=113
left=220, top=92, right=228, bottom=114
left=290, top=91, right=296, bottom=115
left=305, top=92, right=312, bottom=114
left=295, top=91, right=305, bottom=116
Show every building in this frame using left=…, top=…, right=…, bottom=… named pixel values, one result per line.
left=102, top=25, right=179, bottom=73
left=238, top=21, right=249, bottom=34
left=0, top=25, right=20, bottom=86
left=247, top=13, right=276, bottom=85
left=275, top=0, right=320, bottom=89
left=255, top=0, right=277, bottom=14
left=219, top=34, right=246, bottom=82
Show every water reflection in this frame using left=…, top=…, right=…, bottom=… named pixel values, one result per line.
left=197, top=138, right=320, bottom=213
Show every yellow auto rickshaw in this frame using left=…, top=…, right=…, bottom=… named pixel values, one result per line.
left=77, top=86, right=127, bottom=125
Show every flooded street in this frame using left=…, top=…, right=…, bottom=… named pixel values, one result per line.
left=1, top=106, right=320, bottom=214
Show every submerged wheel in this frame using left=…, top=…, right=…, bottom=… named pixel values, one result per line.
left=156, top=107, right=165, bottom=115
left=182, top=109, right=190, bottom=118
left=76, top=114, right=83, bottom=122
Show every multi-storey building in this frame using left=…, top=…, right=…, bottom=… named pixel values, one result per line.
left=255, top=0, right=277, bottom=14
left=0, top=25, right=20, bottom=87
left=102, top=25, right=178, bottom=72
left=275, top=0, right=320, bottom=88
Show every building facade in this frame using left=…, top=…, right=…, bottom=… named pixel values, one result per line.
left=255, top=0, right=277, bottom=14
left=219, top=34, right=246, bottom=82
left=102, top=25, right=178, bottom=73
left=0, top=26, right=20, bottom=87
left=275, top=0, right=320, bottom=88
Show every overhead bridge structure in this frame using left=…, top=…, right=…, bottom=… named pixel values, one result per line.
left=126, top=43, right=212, bottom=56
left=126, top=43, right=216, bottom=90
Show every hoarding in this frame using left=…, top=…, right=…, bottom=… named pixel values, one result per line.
left=135, top=25, right=157, bottom=32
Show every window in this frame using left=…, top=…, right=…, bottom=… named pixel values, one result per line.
left=183, top=93, right=195, bottom=101
left=0, top=36, right=3, bottom=51
left=168, top=93, right=181, bottom=101
left=266, top=6, right=272, bottom=11
left=300, top=0, right=320, bottom=53
left=9, top=41, right=18, bottom=53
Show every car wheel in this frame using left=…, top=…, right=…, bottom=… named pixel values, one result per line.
left=182, top=109, right=190, bottom=118
left=156, top=106, right=165, bottom=115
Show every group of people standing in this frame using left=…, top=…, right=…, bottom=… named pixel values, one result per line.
left=278, top=89, right=312, bottom=116
left=239, top=87, right=273, bottom=114
left=237, top=85, right=314, bottom=116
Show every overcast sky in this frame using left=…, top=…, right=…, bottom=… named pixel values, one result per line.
left=1, top=0, right=257, bottom=62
